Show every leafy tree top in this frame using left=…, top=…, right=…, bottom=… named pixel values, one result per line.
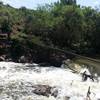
left=60, top=0, right=76, bottom=5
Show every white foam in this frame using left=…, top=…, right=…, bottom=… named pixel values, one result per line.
left=0, top=62, right=99, bottom=100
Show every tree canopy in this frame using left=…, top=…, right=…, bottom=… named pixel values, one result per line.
left=0, top=1, right=100, bottom=55
left=60, top=0, right=76, bottom=5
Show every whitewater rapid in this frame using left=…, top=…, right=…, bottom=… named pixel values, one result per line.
left=0, top=62, right=100, bottom=100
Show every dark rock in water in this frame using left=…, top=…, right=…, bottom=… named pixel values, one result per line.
left=51, top=87, right=58, bottom=97
left=19, top=56, right=27, bottom=63
left=33, top=85, right=52, bottom=97
left=6, top=58, right=12, bottom=62
left=39, top=63, right=51, bottom=67
left=64, top=96, right=70, bottom=100
left=33, top=85, right=58, bottom=97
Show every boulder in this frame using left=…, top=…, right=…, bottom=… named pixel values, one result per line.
left=19, top=55, right=27, bottom=63
left=33, top=85, right=58, bottom=97
left=51, top=88, right=58, bottom=97
left=33, top=85, right=52, bottom=97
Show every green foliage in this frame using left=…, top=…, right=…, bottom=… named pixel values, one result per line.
left=0, top=2, right=100, bottom=55
left=60, top=0, right=76, bottom=5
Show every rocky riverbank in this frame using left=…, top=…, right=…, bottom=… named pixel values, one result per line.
left=0, top=42, right=71, bottom=66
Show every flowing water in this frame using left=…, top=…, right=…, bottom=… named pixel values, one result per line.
left=0, top=62, right=100, bottom=100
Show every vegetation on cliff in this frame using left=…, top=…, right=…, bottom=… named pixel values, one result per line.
left=0, top=0, right=100, bottom=60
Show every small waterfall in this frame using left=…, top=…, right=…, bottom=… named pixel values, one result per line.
left=0, top=62, right=100, bottom=100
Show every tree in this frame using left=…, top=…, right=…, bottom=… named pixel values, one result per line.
left=0, top=1, right=3, bottom=5
left=60, top=0, right=76, bottom=5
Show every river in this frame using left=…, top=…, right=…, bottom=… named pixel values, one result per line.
left=0, top=62, right=100, bottom=100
